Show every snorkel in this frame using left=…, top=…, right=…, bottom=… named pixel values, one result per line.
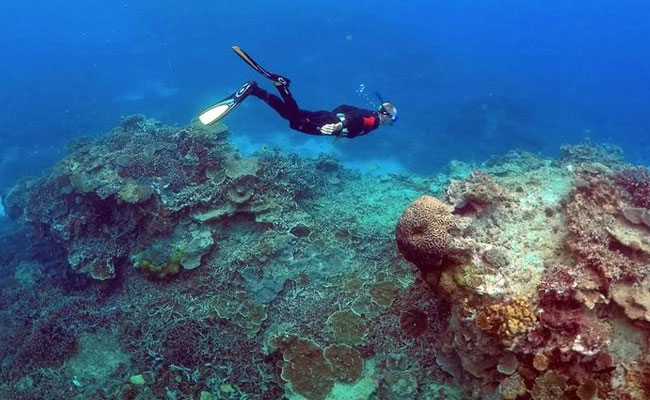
left=375, top=92, right=399, bottom=123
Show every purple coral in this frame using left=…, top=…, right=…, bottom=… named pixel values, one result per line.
left=615, top=166, right=650, bottom=208
left=16, top=318, right=79, bottom=369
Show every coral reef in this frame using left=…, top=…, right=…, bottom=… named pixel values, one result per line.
left=393, top=145, right=650, bottom=399
left=2, top=117, right=649, bottom=400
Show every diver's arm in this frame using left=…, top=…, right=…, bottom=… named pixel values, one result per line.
left=319, top=122, right=344, bottom=135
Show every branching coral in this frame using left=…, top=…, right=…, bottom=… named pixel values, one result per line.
left=537, top=263, right=605, bottom=309
left=625, top=359, right=650, bottom=399
left=536, top=306, right=611, bottom=359
left=16, top=318, right=79, bottom=369
left=162, top=319, right=209, bottom=367
left=565, top=178, right=643, bottom=281
left=400, top=309, right=429, bottom=338
left=557, top=140, right=624, bottom=165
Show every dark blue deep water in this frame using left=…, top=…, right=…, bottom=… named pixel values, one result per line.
left=1, top=0, right=649, bottom=187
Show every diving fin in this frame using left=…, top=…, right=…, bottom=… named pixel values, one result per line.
left=232, top=46, right=290, bottom=87
left=198, top=81, right=254, bottom=125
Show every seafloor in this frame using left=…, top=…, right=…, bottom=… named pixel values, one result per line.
left=1, top=116, right=650, bottom=400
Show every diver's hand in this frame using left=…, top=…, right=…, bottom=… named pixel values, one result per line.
left=319, top=122, right=343, bottom=135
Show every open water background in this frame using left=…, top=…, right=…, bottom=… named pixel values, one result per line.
left=1, top=0, right=649, bottom=187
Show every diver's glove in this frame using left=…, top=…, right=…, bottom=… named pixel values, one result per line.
left=319, top=122, right=343, bottom=135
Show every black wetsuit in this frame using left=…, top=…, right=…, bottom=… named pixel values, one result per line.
left=250, top=83, right=380, bottom=138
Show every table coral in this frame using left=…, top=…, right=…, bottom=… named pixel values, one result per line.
left=326, top=309, right=368, bottom=346
left=611, top=279, right=650, bottom=323
left=323, top=344, right=363, bottom=384
left=370, top=280, right=399, bottom=307
left=274, top=335, right=334, bottom=400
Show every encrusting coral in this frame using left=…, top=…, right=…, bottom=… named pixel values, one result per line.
left=475, top=297, right=537, bottom=346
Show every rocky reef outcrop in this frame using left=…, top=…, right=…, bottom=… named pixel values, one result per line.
left=396, top=141, right=650, bottom=399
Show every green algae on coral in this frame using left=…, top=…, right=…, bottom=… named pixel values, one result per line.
left=136, top=248, right=184, bottom=278
left=131, top=222, right=214, bottom=277
left=117, top=179, right=154, bottom=203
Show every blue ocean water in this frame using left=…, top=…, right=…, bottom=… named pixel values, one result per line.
left=1, top=0, right=649, bottom=187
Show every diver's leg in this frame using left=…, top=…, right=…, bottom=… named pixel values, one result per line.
left=250, top=82, right=296, bottom=120
left=273, top=84, right=299, bottom=116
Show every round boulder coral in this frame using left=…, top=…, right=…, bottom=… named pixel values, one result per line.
left=395, top=195, right=453, bottom=267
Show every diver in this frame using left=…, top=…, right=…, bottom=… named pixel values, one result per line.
left=198, top=46, right=398, bottom=138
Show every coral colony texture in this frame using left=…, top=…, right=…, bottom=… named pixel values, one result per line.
left=2, top=115, right=650, bottom=400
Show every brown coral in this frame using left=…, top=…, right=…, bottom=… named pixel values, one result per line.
left=498, top=374, right=527, bottom=400
left=475, top=297, right=537, bottom=346
left=611, top=279, right=650, bottom=323
left=323, top=344, right=363, bottom=384
left=272, top=336, right=366, bottom=400
left=395, top=195, right=453, bottom=268
left=532, top=353, right=549, bottom=372
left=275, top=336, right=334, bottom=400
left=400, top=309, right=429, bottom=338
left=531, top=370, right=569, bottom=400
left=326, top=309, right=368, bottom=346
left=576, top=379, right=598, bottom=400
left=370, top=280, right=399, bottom=307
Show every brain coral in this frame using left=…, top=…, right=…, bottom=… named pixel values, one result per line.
left=395, top=195, right=453, bottom=268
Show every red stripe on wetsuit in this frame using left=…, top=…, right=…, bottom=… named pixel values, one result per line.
left=363, top=116, right=377, bottom=131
